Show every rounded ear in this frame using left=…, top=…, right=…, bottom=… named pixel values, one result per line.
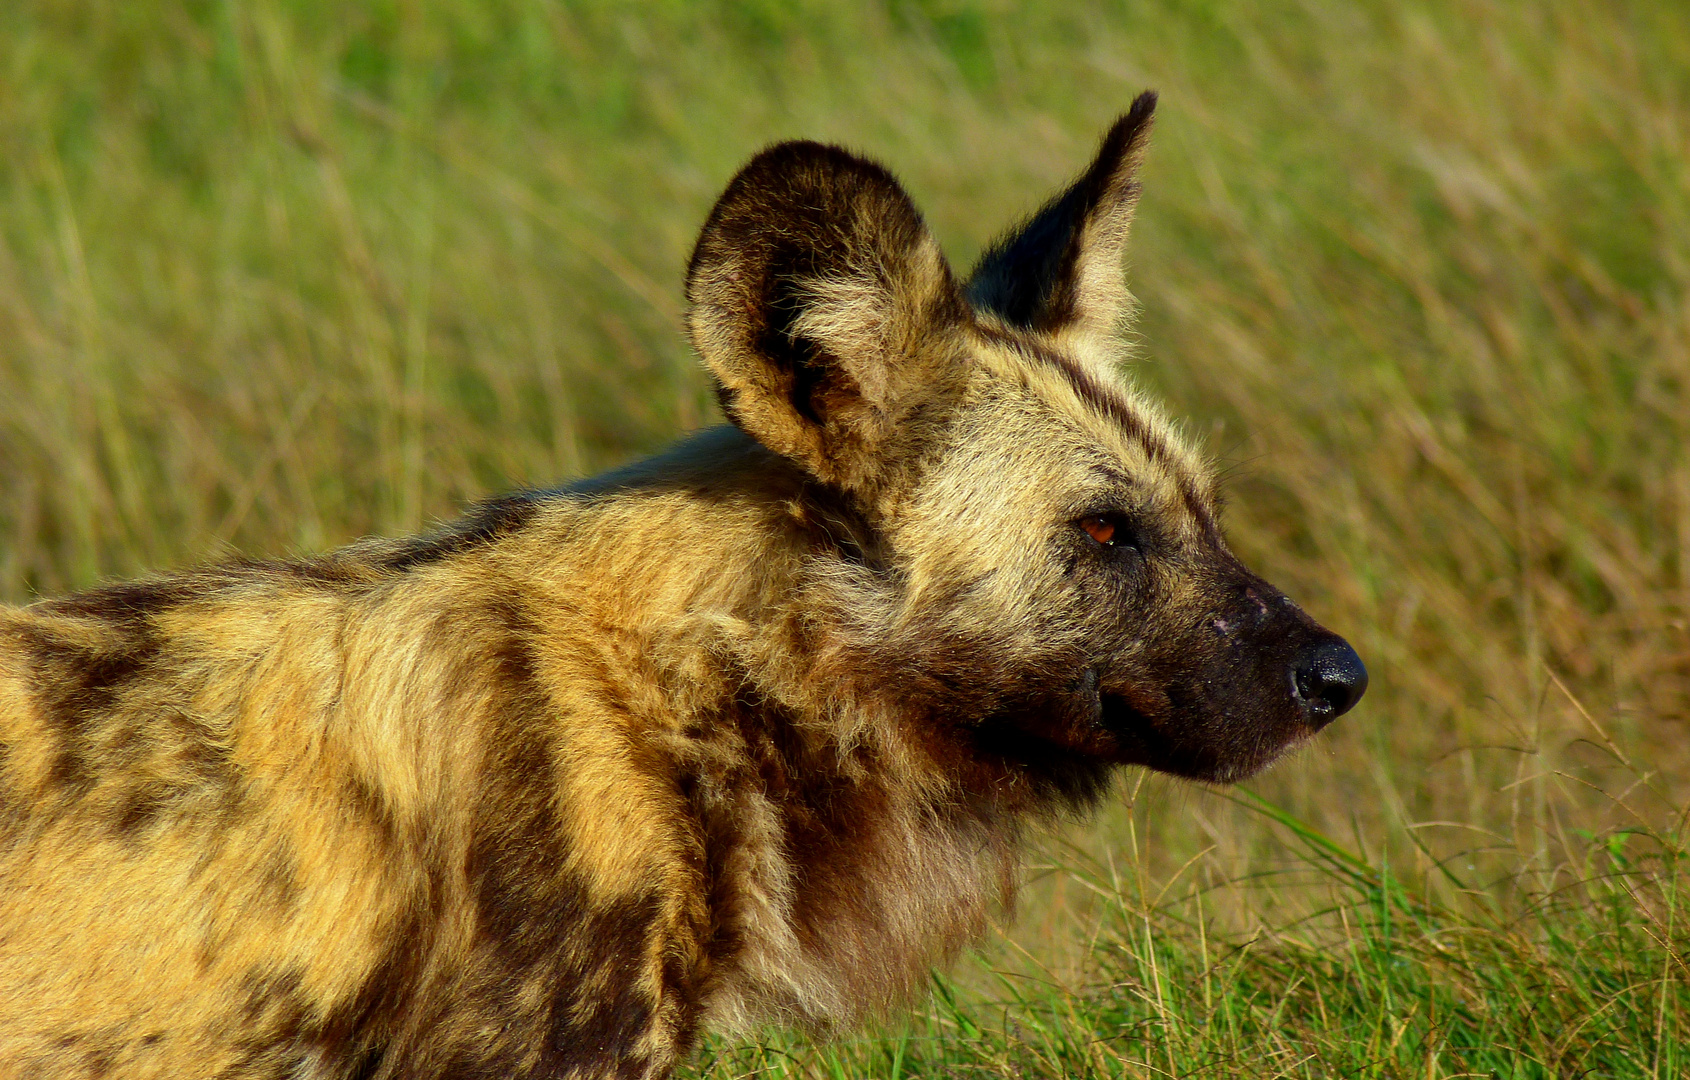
left=685, top=141, right=965, bottom=495
left=965, top=91, right=1157, bottom=344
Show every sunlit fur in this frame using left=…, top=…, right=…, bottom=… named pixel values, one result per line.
left=0, top=92, right=1359, bottom=1079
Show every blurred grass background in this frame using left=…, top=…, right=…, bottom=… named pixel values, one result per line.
left=3, top=0, right=1689, bottom=1075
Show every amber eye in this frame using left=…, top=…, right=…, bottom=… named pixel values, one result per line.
left=1080, top=516, right=1117, bottom=546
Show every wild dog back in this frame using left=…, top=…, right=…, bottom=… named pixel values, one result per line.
left=0, top=92, right=1363, bottom=1080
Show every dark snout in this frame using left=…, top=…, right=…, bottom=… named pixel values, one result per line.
left=1093, top=570, right=1368, bottom=783
left=1292, top=638, right=1367, bottom=728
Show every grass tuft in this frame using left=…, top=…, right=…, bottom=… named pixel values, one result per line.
left=692, top=788, right=1690, bottom=1078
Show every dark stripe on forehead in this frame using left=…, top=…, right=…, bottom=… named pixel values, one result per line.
left=1182, top=478, right=1223, bottom=545
left=977, top=322, right=1223, bottom=542
left=994, top=328, right=1168, bottom=464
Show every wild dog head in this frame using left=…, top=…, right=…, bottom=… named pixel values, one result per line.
left=686, top=92, right=1365, bottom=794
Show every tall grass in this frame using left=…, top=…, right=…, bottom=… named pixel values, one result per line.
left=3, top=1, right=1687, bottom=1074
left=694, top=783, right=1690, bottom=1078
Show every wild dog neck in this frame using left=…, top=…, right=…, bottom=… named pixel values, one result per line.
left=532, top=422, right=1124, bottom=825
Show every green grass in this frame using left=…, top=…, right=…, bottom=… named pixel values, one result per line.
left=3, top=1, right=1689, bottom=1075
left=695, top=790, right=1690, bottom=1078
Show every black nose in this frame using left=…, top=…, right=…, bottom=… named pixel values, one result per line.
left=1292, top=639, right=1367, bottom=727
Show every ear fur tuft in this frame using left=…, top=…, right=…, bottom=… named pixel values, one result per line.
left=686, top=142, right=964, bottom=494
left=965, top=91, right=1158, bottom=342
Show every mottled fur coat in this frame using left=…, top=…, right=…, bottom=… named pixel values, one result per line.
left=0, top=92, right=1364, bottom=1079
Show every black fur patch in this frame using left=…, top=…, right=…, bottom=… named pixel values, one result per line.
left=16, top=625, right=161, bottom=798
left=112, top=781, right=173, bottom=836
left=36, top=578, right=204, bottom=626
left=312, top=897, right=439, bottom=1079
left=342, top=773, right=401, bottom=854
left=551, top=893, right=664, bottom=1071
left=384, top=494, right=541, bottom=573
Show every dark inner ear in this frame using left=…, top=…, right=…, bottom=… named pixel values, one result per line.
left=967, top=183, right=1097, bottom=331
left=758, top=273, right=836, bottom=427
left=966, top=90, right=1157, bottom=334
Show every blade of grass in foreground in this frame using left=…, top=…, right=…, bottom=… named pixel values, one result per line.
left=687, top=792, right=1690, bottom=1079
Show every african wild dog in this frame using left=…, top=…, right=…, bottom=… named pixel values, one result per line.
left=0, top=91, right=1364, bottom=1079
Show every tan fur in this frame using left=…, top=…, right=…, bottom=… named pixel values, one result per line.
left=0, top=93, right=1363, bottom=1079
